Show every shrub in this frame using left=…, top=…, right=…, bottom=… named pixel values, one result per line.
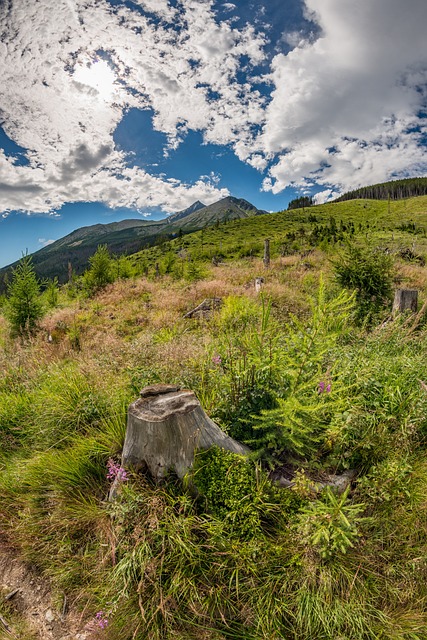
left=298, top=487, right=366, bottom=560
left=44, top=277, right=59, bottom=308
left=332, top=243, right=394, bottom=324
left=191, top=447, right=301, bottom=539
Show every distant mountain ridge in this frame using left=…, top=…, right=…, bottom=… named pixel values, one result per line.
left=0, top=196, right=267, bottom=285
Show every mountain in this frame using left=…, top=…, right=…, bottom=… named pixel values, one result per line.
left=172, top=196, right=267, bottom=230
left=166, top=200, right=206, bottom=223
left=0, top=196, right=267, bottom=286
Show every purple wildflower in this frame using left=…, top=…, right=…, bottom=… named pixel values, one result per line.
left=212, top=354, right=222, bottom=365
left=95, top=611, right=109, bottom=629
left=107, top=458, right=128, bottom=482
left=318, top=381, right=332, bottom=395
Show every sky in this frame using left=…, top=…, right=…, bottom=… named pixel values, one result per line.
left=0, top=0, right=427, bottom=267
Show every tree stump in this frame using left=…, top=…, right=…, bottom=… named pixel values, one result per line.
left=122, top=384, right=249, bottom=481
left=392, top=289, right=418, bottom=314
left=254, top=277, right=264, bottom=293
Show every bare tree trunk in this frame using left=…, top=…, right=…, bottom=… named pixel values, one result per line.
left=122, top=384, right=249, bottom=481
left=392, top=289, right=418, bottom=314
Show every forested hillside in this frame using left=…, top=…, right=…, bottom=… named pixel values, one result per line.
left=334, top=176, right=427, bottom=202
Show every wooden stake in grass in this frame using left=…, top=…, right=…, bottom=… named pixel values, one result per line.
left=263, top=238, right=270, bottom=268
left=121, top=384, right=249, bottom=481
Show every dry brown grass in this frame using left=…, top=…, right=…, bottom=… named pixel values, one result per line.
left=0, top=254, right=337, bottom=395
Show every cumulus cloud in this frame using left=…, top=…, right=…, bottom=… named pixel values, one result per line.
left=261, top=0, right=427, bottom=193
left=0, top=0, right=426, bottom=217
left=0, top=0, right=266, bottom=215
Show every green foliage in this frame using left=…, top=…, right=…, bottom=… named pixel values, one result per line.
left=3, top=197, right=427, bottom=638
left=357, top=457, right=413, bottom=505
left=5, top=255, right=44, bottom=336
left=333, top=243, right=394, bottom=324
left=67, top=321, right=82, bottom=351
left=184, top=259, right=208, bottom=282
left=210, top=296, right=280, bottom=441
left=44, top=277, right=59, bottom=308
left=83, top=244, right=114, bottom=294
left=334, top=176, right=427, bottom=202
left=191, top=447, right=301, bottom=539
left=113, top=255, right=134, bottom=279
left=298, top=487, right=366, bottom=560
left=251, top=284, right=354, bottom=460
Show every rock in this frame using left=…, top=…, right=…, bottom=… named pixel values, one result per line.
left=45, top=608, right=55, bottom=623
left=318, top=469, right=357, bottom=493
left=272, top=467, right=357, bottom=495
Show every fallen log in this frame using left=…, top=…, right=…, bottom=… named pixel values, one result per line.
left=184, top=298, right=222, bottom=319
left=121, top=384, right=249, bottom=481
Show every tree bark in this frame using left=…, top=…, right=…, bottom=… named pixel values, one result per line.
left=122, top=384, right=249, bottom=481
left=392, top=289, right=418, bottom=314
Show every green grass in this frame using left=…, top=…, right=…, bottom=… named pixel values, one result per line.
left=1, top=195, right=427, bottom=637
left=127, top=196, right=427, bottom=274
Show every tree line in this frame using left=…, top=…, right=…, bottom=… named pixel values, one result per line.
left=334, top=177, right=427, bottom=202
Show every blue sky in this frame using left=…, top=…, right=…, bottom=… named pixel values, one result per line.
left=0, top=0, right=426, bottom=267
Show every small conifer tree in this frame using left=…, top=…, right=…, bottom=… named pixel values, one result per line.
left=83, top=244, right=114, bottom=294
left=5, top=255, right=44, bottom=336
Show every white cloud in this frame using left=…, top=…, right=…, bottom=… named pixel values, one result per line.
left=38, top=238, right=55, bottom=247
left=0, top=0, right=426, bottom=216
left=261, top=0, right=427, bottom=193
left=0, top=0, right=266, bottom=215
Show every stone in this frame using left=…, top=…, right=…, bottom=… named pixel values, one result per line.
left=45, top=608, right=55, bottom=623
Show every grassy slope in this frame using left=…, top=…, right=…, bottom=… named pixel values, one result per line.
left=127, top=196, right=427, bottom=271
left=1, top=196, right=427, bottom=637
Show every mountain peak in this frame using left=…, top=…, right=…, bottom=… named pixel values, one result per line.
left=167, top=200, right=206, bottom=223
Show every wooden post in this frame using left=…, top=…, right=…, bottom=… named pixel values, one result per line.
left=263, top=239, right=270, bottom=268
left=155, top=262, right=160, bottom=278
left=392, top=289, right=418, bottom=314
left=121, top=384, right=249, bottom=481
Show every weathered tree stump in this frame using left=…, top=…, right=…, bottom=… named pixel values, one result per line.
left=263, top=238, right=270, bottom=268
left=254, top=277, right=264, bottom=293
left=392, top=289, right=418, bottom=314
left=122, top=384, right=249, bottom=481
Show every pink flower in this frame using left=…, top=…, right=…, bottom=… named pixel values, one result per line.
left=212, top=354, right=222, bottom=365
left=95, top=611, right=109, bottom=629
left=318, top=381, right=331, bottom=394
left=107, top=459, right=128, bottom=482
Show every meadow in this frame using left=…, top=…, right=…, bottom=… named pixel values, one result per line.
left=1, top=196, right=427, bottom=638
